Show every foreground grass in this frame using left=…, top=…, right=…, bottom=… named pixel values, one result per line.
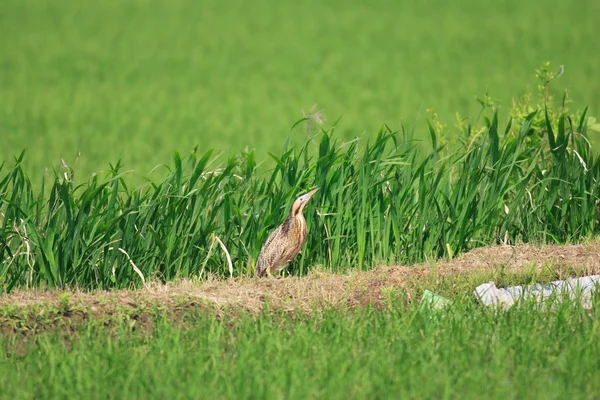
left=2, top=0, right=600, bottom=178
left=1, top=296, right=599, bottom=399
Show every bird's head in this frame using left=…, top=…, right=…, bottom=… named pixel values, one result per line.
left=290, top=187, right=319, bottom=216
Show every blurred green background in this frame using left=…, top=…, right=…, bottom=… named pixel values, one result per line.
left=2, top=0, right=599, bottom=180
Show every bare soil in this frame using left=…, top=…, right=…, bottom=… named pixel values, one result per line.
left=1, top=242, right=599, bottom=336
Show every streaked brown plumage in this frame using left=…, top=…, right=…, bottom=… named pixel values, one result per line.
left=255, top=188, right=319, bottom=277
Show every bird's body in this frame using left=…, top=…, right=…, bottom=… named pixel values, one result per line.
left=255, top=188, right=319, bottom=277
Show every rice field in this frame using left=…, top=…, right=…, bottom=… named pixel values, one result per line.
left=2, top=0, right=600, bottom=180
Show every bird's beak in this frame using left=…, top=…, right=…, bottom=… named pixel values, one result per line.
left=304, top=187, right=320, bottom=200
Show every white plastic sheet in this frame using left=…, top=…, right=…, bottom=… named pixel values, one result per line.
left=474, top=275, right=600, bottom=310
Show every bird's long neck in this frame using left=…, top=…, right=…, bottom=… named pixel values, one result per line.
left=294, top=212, right=306, bottom=238
left=283, top=208, right=306, bottom=239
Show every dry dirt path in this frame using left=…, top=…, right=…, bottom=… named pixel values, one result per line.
left=2, top=242, right=599, bottom=317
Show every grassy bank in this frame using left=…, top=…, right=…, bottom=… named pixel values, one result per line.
left=2, top=244, right=599, bottom=399
left=1, top=295, right=599, bottom=399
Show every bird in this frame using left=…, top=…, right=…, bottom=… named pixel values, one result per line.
left=255, top=188, right=320, bottom=278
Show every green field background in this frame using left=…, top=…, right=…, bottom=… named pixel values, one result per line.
left=2, top=0, right=599, bottom=180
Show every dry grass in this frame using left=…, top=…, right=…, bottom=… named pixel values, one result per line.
left=2, top=242, right=599, bottom=316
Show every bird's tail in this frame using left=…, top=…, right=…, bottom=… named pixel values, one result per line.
left=255, top=257, right=267, bottom=277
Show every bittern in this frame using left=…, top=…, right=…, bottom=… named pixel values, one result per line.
left=255, top=188, right=319, bottom=277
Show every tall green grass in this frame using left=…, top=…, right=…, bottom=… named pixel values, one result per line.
left=1, top=297, right=599, bottom=399
left=1, top=106, right=599, bottom=291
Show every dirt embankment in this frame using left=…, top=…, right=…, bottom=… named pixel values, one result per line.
left=1, top=242, right=599, bottom=337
